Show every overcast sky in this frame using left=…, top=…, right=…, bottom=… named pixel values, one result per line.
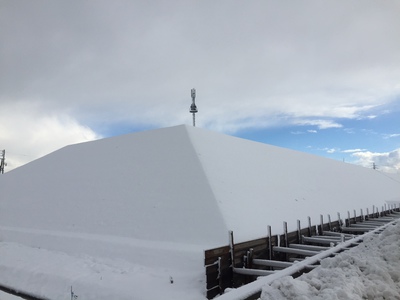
left=1, top=0, right=399, bottom=173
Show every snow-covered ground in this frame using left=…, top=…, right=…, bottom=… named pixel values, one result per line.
left=0, top=291, right=22, bottom=300
left=0, top=240, right=205, bottom=299
left=261, top=221, right=400, bottom=300
left=0, top=125, right=399, bottom=299
left=1, top=219, right=400, bottom=299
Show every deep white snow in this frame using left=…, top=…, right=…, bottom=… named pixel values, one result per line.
left=0, top=125, right=399, bottom=299
left=260, top=221, right=400, bottom=300
left=0, top=290, right=22, bottom=300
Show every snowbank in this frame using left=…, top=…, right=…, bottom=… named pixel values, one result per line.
left=261, top=221, right=400, bottom=299
left=0, top=125, right=399, bottom=299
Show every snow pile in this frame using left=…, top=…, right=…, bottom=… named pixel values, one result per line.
left=0, top=290, right=21, bottom=300
left=0, top=241, right=204, bottom=300
left=0, top=125, right=399, bottom=299
left=261, top=222, right=400, bottom=300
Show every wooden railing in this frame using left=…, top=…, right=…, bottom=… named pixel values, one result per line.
left=204, top=204, right=399, bottom=299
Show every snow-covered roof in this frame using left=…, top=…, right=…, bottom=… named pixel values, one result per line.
left=0, top=124, right=399, bottom=299
left=2, top=124, right=399, bottom=243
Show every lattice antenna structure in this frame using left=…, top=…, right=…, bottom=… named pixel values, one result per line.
left=189, top=88, right=198, bottom=127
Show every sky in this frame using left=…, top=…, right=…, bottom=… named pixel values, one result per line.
left=1, top=0, right=399, bottom=173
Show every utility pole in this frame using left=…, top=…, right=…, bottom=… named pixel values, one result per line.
left=189, top=88, right=198, bottom=127
left=0, top=150, right=5, bottom=174
left=372, top=162, right=378, bottom=170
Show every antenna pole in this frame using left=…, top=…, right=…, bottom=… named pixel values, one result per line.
left=0, top=150, right=5, bottom=174
left=189, top=88, right=198, bottom=127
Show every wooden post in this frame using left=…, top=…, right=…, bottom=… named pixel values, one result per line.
left=217, top=256, right=222, bottom=295
left=308, top=216, right=312, bottom=237
left=347, top=211, right=351, bottom=226
left=337, top=212, right=343, bottom=229
left=327, top=214, right=332, bottom=231
left=247, top=248, right=253, bottom=269
left=297, top=220, right=301, bottom=244
left=283, top=221, right=288, bottom=247
left=229, top=231, right=235, bottom=269
left=267, top=225, right=272, bottom=260
left=320, top=215, right=324, bottom=235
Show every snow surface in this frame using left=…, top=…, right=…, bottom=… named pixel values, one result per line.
left=0, top=125, right=399, bottom=299
left=0, top=291, right=22, bottom=300
left=260, top=221, right=400, bottom=300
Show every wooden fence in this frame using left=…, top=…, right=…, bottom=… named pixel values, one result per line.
left=204, top=204, right=398, bottom=299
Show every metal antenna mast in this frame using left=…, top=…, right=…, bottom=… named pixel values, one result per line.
left=0, top=150, right=5, bottom=174
left=189, top=88, right=198, bottom=127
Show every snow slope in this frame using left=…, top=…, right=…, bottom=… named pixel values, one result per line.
left=0, top=125, right=399, bottom=299
left=187, top=126, right=400, bottom=240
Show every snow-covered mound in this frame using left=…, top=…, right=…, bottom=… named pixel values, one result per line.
left=261, top=221, right=400, bottom=299
left=0, top=124, right=399, bottom=299
left=1, top=125, right=399, bottom=243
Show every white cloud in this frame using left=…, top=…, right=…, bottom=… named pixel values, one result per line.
left=341, top=149, right=367, bottom=153
left=326, top=148, right=337, bottom=154
left=383, top=133, right=400, bottom=139
left=293, top=119, right=343, bottom=130
left=0, top=101, right=100, bottom=171
left=351, top=149, right=400, bottom=173
left=316, top=147, right=340, bottom=154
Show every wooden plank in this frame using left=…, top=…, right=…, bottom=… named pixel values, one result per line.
left=206, top=258, right=231, bottom=278
left=252, top=259, right=293, bottom=268
left=206, top=278, right=220, bottom=290
left=323, top=231, right=352, bottom=238
left=328, top=220, right=342, bottom=232
left=204, top=252, right=230, bottom=266
left=273, top=246, right=321, bottom=256
left=203, top=205, right=398, bottom=298
left=303, top=236, right=341, bottom=245
left=206, top=264, right=219, bottom=276
left=233, top=268, right=275, bottom=276
left=206, top=285, right=220, bottom=300
left=349, top=224, right=379, bottom=228
left=218, top=277, right=233, bottom=296
left=248, top=243, right=268, bottom=255
left=289, top=244, right=330, bottom=251
left=341, top=227, right=373, bottom=233
left=287, top=230, right=299, bottom=244
left=205, top=246, right=230, bottom=262
left=234, top=238, right=268, bottom=252
left=205, top=246, right=230, bottom=257
left=361, top=221, right=390, bottom=226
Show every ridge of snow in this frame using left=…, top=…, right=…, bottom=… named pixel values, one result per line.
left=260, top=221, right=400, bottom=299
left=0, top=125, right=228, bottom=247
left=0, top=124, right=399, bottom=299
left=185, top=125, right=400, bottom=241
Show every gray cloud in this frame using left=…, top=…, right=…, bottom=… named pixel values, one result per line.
left=1, top=0, right=400, bottom=169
